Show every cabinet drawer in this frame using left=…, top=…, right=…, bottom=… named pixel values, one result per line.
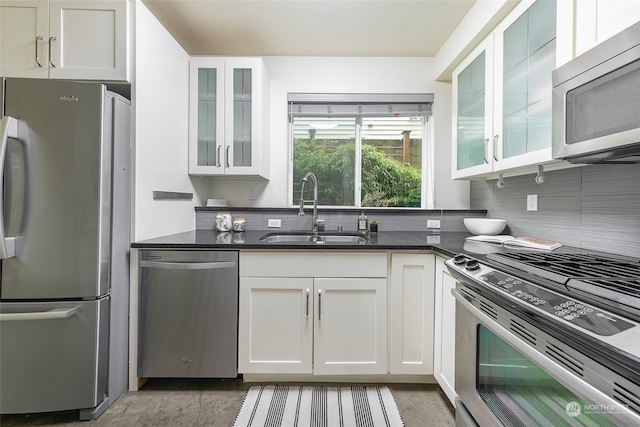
left=240, top=251, right=387, bottom=278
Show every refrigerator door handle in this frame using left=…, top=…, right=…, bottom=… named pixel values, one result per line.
left=0, top=305, right=80, bottom=321
left=0, top=116, right=18, bottom=259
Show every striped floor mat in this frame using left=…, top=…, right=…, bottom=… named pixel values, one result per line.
left=233, top=385, right=404, bottom=427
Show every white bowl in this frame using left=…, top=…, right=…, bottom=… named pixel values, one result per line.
left=463, top=218, right=507, bottom=235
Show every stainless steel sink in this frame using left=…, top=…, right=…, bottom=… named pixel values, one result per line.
left=260, top=234, right=315, bottom=243
left=320, top=234, right=369, bottom=243
left=259, top=232, right=369, bottom=244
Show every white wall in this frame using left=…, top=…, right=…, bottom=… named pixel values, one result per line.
left=133, top=2, right=208, bottom=240
left=209, top=56, right=469, bottom=209
left=434, top=0, right=518, bottom=81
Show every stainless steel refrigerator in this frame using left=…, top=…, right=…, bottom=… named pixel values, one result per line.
left=0, top=78, right=131, bottom=420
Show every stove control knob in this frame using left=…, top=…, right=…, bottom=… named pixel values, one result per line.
left=465, top=260, right=480, bottom=271
left=453, top=254, right=467, bottom=265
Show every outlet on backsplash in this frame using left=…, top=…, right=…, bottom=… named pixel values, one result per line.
left=248, top=187, right=257, bottom=200
left=427, top=220, right=441, bottom=229
left=527, top=194, right=538, bottom=211
left=267, top=219, right=281, bottom=228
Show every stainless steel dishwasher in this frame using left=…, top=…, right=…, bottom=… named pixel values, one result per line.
left=138, top=250, right=238, bottom=378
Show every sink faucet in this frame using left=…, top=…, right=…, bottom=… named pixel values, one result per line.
left=298, top=172, right=319, bottom=232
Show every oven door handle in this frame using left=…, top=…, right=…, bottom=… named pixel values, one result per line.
left=452, top=288, right=640, bottom=425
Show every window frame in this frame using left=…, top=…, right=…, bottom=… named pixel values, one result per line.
left=287, top=94, right=434, bottom=210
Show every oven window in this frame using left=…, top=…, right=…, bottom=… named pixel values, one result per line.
left=476, top=325, right=616, bottom=426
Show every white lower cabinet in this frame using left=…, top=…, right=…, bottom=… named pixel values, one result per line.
left=434, top=256, right=457, bottom=405
left=389, top=253, right=435, bottom=375
left=313, top=278, right=387, bottom=375
left=238, top=277, right=313, bottom=374
left=238, top=252, right=388, bottom=376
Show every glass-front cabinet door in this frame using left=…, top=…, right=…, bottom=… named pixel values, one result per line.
left=192, top=59, right=224, bottom=173
left=492, top=0, right=573, bottom=172
left=452, top=37, right=494, bottom=179
left=451, top=0, right=573, bottom=180
left=492, top=0, right=558, bottom=171
left=230, top=68, right=252, bottom=169
left=189, top=57, right=269, bottom=178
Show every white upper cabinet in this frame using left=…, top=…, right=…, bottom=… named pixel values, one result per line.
left=452, top=0, right=572, bottom=179
left=0, top=1, right=49, bottom=78
left=189, top=57, right=270, bottom=178
left=0, top=0, right=129, bottom=81
left=452, top=37, right=495, bottom=179
left=575, top=0, right=640, bottom=56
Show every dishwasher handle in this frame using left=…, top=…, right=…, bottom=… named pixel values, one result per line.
left=140, top=260, right=236, bottom=270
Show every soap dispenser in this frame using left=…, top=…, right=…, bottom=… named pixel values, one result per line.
left=357, top=211, right=369, bottom=233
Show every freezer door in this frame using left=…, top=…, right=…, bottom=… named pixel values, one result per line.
left=1, top=78, right=113, bottom=299
left=0, top=299, right=109, bottom=414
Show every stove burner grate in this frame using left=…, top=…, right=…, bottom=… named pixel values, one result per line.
left=488, top=253, right=640, bottom=282
left=573, top=278, right=640, bottom=298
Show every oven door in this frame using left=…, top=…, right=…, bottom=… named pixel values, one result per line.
left=453, top=286, right=639, bottom=427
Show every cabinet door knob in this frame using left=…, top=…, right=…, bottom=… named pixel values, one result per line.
left=35, top=36, right=44, bottom=68
left=48, top=37, right=57, bottom=68
left=483, top=138, right=489, bottom=164
left=217, top=145, right=222, bottom=167
left=493, top=134, right=499, bottom=161
left=225, top=146, right=230, bottom=168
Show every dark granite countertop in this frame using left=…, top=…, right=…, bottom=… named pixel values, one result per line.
left=132, top=230, right=472, bottom=258
left=132, top=229, right=605, bottom=264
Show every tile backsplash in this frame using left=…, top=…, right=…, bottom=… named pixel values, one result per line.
left=470, top=164, right=640, bottom=257
left=196, top=208, right=486, bottom=233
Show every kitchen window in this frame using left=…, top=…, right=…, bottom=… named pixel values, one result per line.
left=288, top=94, right=434, bottom=209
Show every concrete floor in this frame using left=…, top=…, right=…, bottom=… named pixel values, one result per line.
left=0, top=380, right=455, bottom=427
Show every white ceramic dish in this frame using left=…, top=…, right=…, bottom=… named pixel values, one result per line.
left=463, top=218, right=507, bottom=235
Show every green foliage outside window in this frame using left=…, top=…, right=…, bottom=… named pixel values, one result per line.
left=293, top=138, right=421, bottom=207
left=361, top=144, right=421, bottom=207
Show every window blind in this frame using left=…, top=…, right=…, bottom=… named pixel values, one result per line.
left=288, top=93, right=434, bottom=119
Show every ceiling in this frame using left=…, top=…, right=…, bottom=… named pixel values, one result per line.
left=141, top=0, right=476, bottom=57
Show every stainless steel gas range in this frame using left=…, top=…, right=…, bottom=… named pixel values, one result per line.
left=446, top=251, right=640, bottom=427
